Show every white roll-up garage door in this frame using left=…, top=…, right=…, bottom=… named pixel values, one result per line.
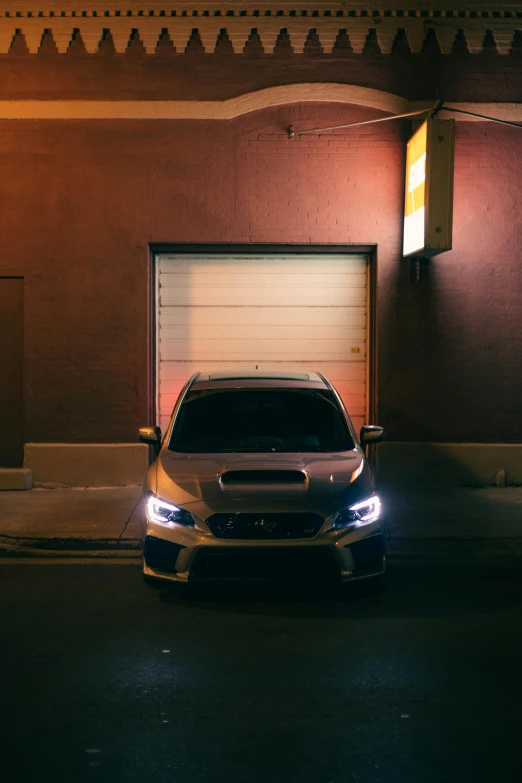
left=156, top=253, right=370, bottom=435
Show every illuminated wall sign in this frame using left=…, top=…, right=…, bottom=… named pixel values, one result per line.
left=403, top=118, right=455, bottom=257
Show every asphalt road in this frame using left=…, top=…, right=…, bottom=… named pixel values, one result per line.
left=2, top=560, right=522, bottom=783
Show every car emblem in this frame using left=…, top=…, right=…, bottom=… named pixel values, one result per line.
left=254, top=518, right=278, bottom=533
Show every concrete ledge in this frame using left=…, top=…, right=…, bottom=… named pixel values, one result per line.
left=24, top=443, right=148, bottom=488
left=0, top=468, right=33, bottom=491
left=22, top=441, right=522, bottom=488
left=379, top=443, right=522, bottom=487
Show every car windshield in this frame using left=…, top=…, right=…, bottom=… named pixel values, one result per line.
left=169, top=388, right=355, bottom=453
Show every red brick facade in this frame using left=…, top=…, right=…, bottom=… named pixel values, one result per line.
left=1, top=3, right=521, bottom=459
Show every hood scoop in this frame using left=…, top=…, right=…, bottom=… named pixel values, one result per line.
left=219, top=470, right=308, bottom=493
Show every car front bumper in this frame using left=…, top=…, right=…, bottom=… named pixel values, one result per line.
left=142, top=513, right=386, bottom=584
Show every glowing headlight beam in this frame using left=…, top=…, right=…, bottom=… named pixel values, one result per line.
left=349, top=495, right=382, bottom=524
left=147, top=495, right=184, bottom=525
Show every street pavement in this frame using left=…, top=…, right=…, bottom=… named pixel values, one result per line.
left=1, top=485, right=522, bottom=556
left=1, top=560, right=522, bottom=782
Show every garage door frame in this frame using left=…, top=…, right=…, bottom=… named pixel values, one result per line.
left=149, top=243, right=377, bottom=433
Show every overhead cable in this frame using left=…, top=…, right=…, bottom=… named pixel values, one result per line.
left=288, top=108, right=432, bottom=138
left=288, top=103, right=522, bottom=138
left=440, top=106, right=522, bottom=128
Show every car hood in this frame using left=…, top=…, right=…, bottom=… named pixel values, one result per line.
left=155, top=450, right=371, bottom=516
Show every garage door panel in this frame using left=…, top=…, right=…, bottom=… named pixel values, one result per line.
left=159, top=307, right=366, bottom=329
left=332, top=390, right=366, bottom=412
left=160, top=325, right=367, bottom=342
left=159, top=255, right=367, bottom=273
left=161, top=276, right=366, bottom=297
left=311, top=362, right=367, bottom=382
left=156, top=254, right=369, bottom=431
left=350, top=417, right=365, bottom=436
left=159, top=341, right=366, bottom=362
left=160, top=285, right=366, bottom=308
left=159, top=360, right=367, bottom=383
left=159, top=267, right=366, bottom=286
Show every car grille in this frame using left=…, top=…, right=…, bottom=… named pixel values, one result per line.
left=190, top=546, right=340, bottom=581
left=206, top=512, right=324, bottom=540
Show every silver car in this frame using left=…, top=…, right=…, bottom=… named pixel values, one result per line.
left=138, top=370, right=385, bottom=586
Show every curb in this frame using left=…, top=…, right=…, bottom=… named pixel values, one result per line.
left=0, top=549, right=142, bottom=559
left=0, top=534, right=142, bottom=558
left=2, top=535, right=522, bottom=560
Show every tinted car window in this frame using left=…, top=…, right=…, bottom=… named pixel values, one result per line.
left=169, top=388, right=354, bottom=453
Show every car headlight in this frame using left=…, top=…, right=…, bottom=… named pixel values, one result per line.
left=146, top=493, right=194, bottom=527
left=334, top=495, right=382, bottom=529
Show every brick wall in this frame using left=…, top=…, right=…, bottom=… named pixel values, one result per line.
left=1, top=48, right=522, bottom=103
left=387, top=121, right=522, bottom=443
left=1, top=102, right=520, bottom=444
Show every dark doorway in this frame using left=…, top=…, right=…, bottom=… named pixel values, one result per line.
left=0, top=278, right=24, bottom=467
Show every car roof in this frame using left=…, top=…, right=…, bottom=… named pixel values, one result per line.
left=191, top=369, right=329, bottom=389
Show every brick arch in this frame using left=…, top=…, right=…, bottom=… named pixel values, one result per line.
left=210, top=83, right=411, bottom=119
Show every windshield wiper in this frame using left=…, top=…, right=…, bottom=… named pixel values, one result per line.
left=218, top=447, right=281, bottom=453
left=170, top=445, right=215, bottom=453
left=216, top=446, right=336, bottom=453
left=170, top=445, right=343, bottom=454
left=170, top=446, right=282, bottom=453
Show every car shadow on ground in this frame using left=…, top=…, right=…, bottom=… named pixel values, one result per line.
left=152, top=559, right=522, bottom=620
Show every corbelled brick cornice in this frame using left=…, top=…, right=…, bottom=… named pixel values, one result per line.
left=0, top=3, right=521, bottom=54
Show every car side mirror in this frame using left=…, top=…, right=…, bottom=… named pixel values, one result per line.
left=139, top=426, right=162, bottom=455
left=360, top=425, right=385, bottom=453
